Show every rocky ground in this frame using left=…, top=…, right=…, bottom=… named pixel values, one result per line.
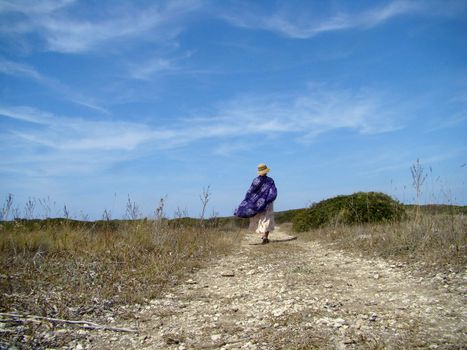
left=2, top=227, right=466, bottom=349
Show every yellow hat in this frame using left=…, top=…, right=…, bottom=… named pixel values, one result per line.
left=257, top=163, right=270, bottom=176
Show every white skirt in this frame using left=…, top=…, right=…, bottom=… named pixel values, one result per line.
left=249, top=202, right=275, bottom=235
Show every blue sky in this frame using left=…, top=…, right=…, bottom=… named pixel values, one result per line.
left=1, top=0, right=466, bottom=220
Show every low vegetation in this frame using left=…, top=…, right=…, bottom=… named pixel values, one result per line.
left=274, top=208, right=307, bottom=224
left=0, top=219, right=241, bottom=320
left=1, top=157, right=466, bottom=347
left=292, top=192, right=406, bottom=232
left=293, top=206, right=466, bottom=271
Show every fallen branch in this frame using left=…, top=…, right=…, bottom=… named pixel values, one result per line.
left=0, top=312, right=137, bottom=333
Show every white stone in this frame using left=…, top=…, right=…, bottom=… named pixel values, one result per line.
left=272, top=309, right=284, bottom=317
left=333, top=318, right=348, bottom=328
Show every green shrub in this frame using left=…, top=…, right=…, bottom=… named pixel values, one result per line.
left=293, top=192, right=406, bottom=232
left=274, top=208, right=307, bottom=224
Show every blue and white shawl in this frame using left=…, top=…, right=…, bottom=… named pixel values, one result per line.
left=235, top=175, right=277, bottom=218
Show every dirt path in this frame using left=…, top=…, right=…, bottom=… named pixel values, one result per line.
left=91, top=227, right=466, bottom=350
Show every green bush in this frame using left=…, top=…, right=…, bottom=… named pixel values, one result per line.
left=274, top=208, right=307, bottom=224
left=293, top=192, right=406, bottom=232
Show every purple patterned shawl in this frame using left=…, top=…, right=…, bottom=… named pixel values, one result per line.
left=234, top=175, right=277, bottom=218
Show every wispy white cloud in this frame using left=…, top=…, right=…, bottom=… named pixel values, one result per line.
left=0, top=84, right=404, bottom=166
left=356, top=146, right=467, bottom=177
left=127, top=50, right=195, bottom=80
left=0, top=106, right=160, bottom=151
left=0, top=58, right=107, bottom=112
left=0, top=59, right=42, bottom=79
left=6, top=85, right=403, bottom=147
left=2, top=0, right=465, bottom=55
left=0, top=105, right=55, bottom=124
left=219, top=0, right=451, bottom=39
left=425, top=111, right=467, bottom=132
left=213, top=142, right=252, bottom=157
left=0, top=0, right=202, bottom=53
left=129, top=57, right=176, bottom=80
left=0, top=0, right=76, bottom=15
left=207, top=86, right=403, bottom=141
left=0, top=107, right=158, bottom=177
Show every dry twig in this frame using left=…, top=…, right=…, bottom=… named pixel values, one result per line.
left=0, top=312, right=137, bottom=333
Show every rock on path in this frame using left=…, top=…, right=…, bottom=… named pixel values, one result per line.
left=91, top=227, right=466, bottom=349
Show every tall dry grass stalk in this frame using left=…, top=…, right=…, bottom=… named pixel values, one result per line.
left=410, top=159, right=428, bottom=221
left=0, top=219, right=242, bottom=319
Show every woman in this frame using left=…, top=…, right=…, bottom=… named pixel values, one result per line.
left=235, top=163, right=277, bottom=244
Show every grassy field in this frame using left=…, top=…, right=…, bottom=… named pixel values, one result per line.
left=1, top=200, right=465, bottom=347
left=291, top=208, right=466, bottom=271
left=0, top=219, right=241, bottom=322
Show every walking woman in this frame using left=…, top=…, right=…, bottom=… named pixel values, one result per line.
left=235, top=163, right=277, bottom=244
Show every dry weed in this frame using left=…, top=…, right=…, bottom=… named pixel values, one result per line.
left=298, top=212, right=466, bottom=270
left=0, top=219, right=242, bottom=320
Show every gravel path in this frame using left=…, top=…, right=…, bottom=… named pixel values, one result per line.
left=91, top=227, right=466, bottom=350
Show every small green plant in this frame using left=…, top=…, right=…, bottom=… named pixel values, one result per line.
left=293, top=192, right=406, bottom=232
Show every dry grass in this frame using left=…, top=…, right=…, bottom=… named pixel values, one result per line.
left=0, top=219, right=242, bottom=320
left=297, top=211, right=466, bottom=271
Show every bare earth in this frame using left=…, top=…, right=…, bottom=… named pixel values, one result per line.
left=89, top=227, right=465, bottom=350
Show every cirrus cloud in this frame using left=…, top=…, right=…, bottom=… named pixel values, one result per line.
left=0, top=0, right=202, bottom=53
left=0, top=84, right=406, bottom=175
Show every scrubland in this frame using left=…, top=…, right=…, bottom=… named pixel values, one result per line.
left=293, top=207, right=466, bottom=271
left=0, top=160, right=465, bottom=348
left=0, top=218, right=241, bottom=314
